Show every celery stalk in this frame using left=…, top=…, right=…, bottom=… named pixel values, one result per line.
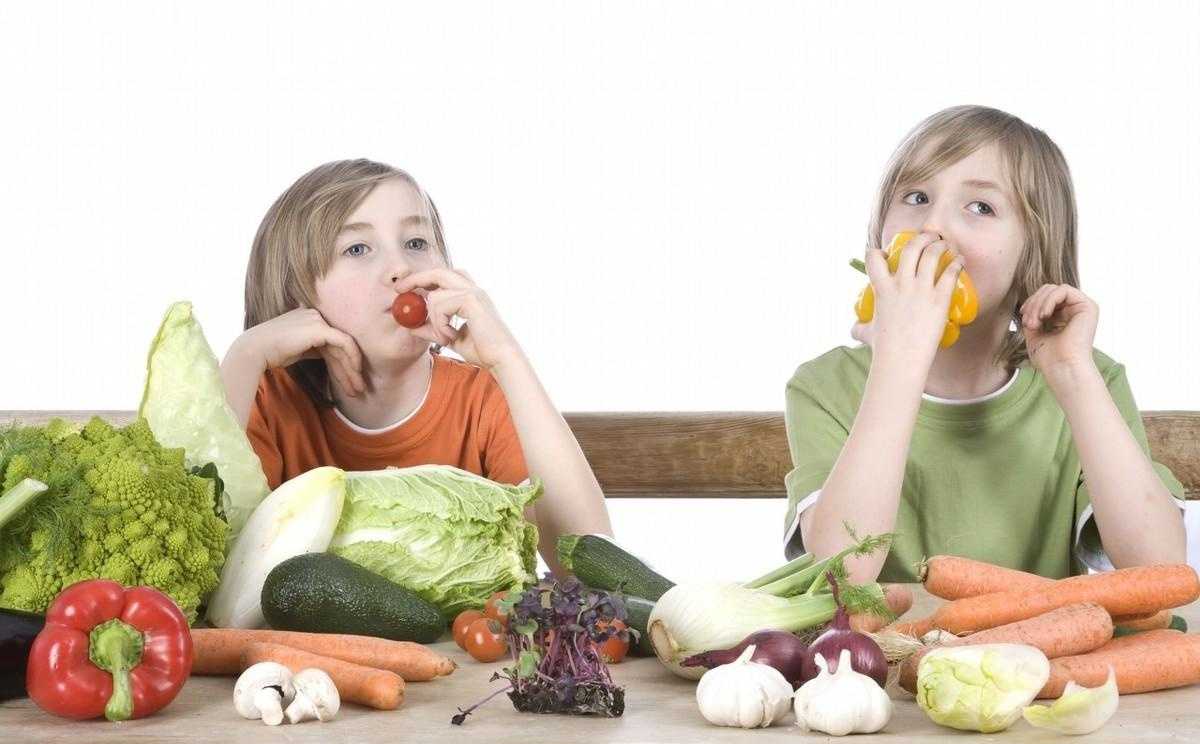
left=754, top=531, right=891, bottom=598
left=743, top=552, right=815, bottom=590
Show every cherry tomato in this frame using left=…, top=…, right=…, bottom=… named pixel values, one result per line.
left=391, top=291, right=428, bottom=329
left=463, top=618, right=508, bottom=663
left=595, top=619, right=629, bottom=664
left=452, top=609, right=485, bottom=650
left=484, top=591, right=510, bottom=627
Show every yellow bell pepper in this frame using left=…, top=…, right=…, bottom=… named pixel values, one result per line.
left=850, top=231, right=979, bottom=348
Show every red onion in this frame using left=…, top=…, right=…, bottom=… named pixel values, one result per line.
left=680, top=630, right=809, bottom=689
left=800, top=573, right=888, bottom=688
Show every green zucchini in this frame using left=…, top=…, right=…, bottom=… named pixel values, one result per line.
left=557, top=534, right=675, bottom=601
left=622, top=595, right=656, bottom=657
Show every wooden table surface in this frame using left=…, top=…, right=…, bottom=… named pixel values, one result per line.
left=3, top=586, right=1197, bottom=743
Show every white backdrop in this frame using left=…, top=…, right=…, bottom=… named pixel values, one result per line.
left=2, top=1, right=1197, bottom=580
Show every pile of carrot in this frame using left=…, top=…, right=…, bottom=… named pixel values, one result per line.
left=191, top=628, right=457, bottom=711
left=920, top=556, right=1178, bottom=629
left=888, top=556, right=1200, bottom=699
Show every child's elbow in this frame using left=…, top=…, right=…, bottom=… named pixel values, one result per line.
left=1156, top=510, right=1189, bottom=565
left=843, top=554, right=885, bottom=586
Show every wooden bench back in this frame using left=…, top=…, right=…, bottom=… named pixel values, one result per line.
left=3, top=410, right=1198, bottom=500
left=565, top=411, right=1200, bottom=501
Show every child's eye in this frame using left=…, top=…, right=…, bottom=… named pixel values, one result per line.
left=344, top=243, right=371, bottom=257
left=406, top=238, right=429, bottom=252
left=967, top=201, right=995, bottom=216
left=901, top=191, right=929, bottom=206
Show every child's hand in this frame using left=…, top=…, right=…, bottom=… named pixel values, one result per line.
left=393, top=268, right=524, bottom=371
left=1019, top=283, right=1097, bottom=375
left=240, top=308, right=366, bottom=396
left=858, top=232, right=964, bottom=366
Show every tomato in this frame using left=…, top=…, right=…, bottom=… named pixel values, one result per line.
left=463, top=618, right=508, bottom=663
left=483, top=591, right=510, bottom=627
left=391, top=291, right=428, bottom=329
left=452, top=609, right=485, bottom=650
left=595, top=619, right=629, bottom=664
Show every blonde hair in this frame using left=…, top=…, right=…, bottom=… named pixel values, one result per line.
left=867, top=105, right=1078, bottom=371
left=244, top=158, right=449, bottom=406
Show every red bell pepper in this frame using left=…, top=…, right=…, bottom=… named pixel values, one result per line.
left=25, top=579, right=193, bottom=721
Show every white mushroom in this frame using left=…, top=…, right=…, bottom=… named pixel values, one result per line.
left=234, top=662, right=296, bottom=726
left=285, top=668, right=340, bottom=724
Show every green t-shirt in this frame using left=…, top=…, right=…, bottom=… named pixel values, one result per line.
left=782, top=345, right=1186, bottom=582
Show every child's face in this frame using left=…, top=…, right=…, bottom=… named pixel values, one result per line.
left=315, top=178, right=445, bottom=364
left=880, top=143, right=1025, bottom=323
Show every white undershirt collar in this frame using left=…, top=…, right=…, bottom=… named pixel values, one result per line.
left=921, top=367, right=1021, bottom=405
left=333, top=354, right=435, bottom=434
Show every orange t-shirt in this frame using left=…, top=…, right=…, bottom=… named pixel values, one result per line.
left=246, top=352, right=529, bottom=490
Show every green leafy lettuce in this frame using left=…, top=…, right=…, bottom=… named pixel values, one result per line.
left=138, top=301, right=270, bottom=540
left=329, top=465, right=541, bottom=619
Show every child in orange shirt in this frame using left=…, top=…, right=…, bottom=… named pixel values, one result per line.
left=220, top=159, right=613, bottom=575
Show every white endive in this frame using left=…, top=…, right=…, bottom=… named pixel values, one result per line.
left=793, top=649, right=893, bottom=736
left=1023, top=666, right=1119, bottom=735
left=206, top=466, right=347, bottom=628
left=916, top=643, right=1051, bottom=733
left=695, top=645, right=794, bottom=728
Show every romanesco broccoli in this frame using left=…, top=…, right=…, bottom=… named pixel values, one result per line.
left=0, top=416, right=228, bottom=621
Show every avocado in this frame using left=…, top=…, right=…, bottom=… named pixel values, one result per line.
left=261, top=552, right=445, bottom=643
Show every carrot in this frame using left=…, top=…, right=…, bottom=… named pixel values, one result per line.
left=191, top=628, right=455, bottom=680
left=897, top=603, right=1170, bottom=642
left=1113, top=609, right=1173, bottom=633
left=921, top=555, right=1050, bottom=599
left=243, top=641, right=406, bottom=710
left=927, top=564, right=1200, bottom=635
left=1038, top=629, right=1200, bottom=698
left=888, top=606, right=1166, bottom=643
left=849, top=584, right=914, bottom=634
left=898, top=603, right=1113, bottom=693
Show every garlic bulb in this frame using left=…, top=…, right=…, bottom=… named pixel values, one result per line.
left=695, top=645, right=794, bottom=728
left=793, top=648, right=892, bottom=736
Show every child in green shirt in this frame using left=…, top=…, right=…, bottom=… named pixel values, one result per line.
left=784, top=106, right=1187, bottom=583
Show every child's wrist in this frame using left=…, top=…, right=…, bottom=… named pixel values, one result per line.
left=869, top=344, right=934, bottom=385
left=486, top=345, right=529, bottom=377
left=1042, top=356, right=1101, bottom=394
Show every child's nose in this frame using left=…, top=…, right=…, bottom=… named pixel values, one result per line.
left=918, top=222, right=949, bottom=247
left=920, top=204, right=955, bottom=243
left=387, top=252, right=414, bottom=283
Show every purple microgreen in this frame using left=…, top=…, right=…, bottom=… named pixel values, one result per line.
left=452, top=574, right=629, bottom=723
